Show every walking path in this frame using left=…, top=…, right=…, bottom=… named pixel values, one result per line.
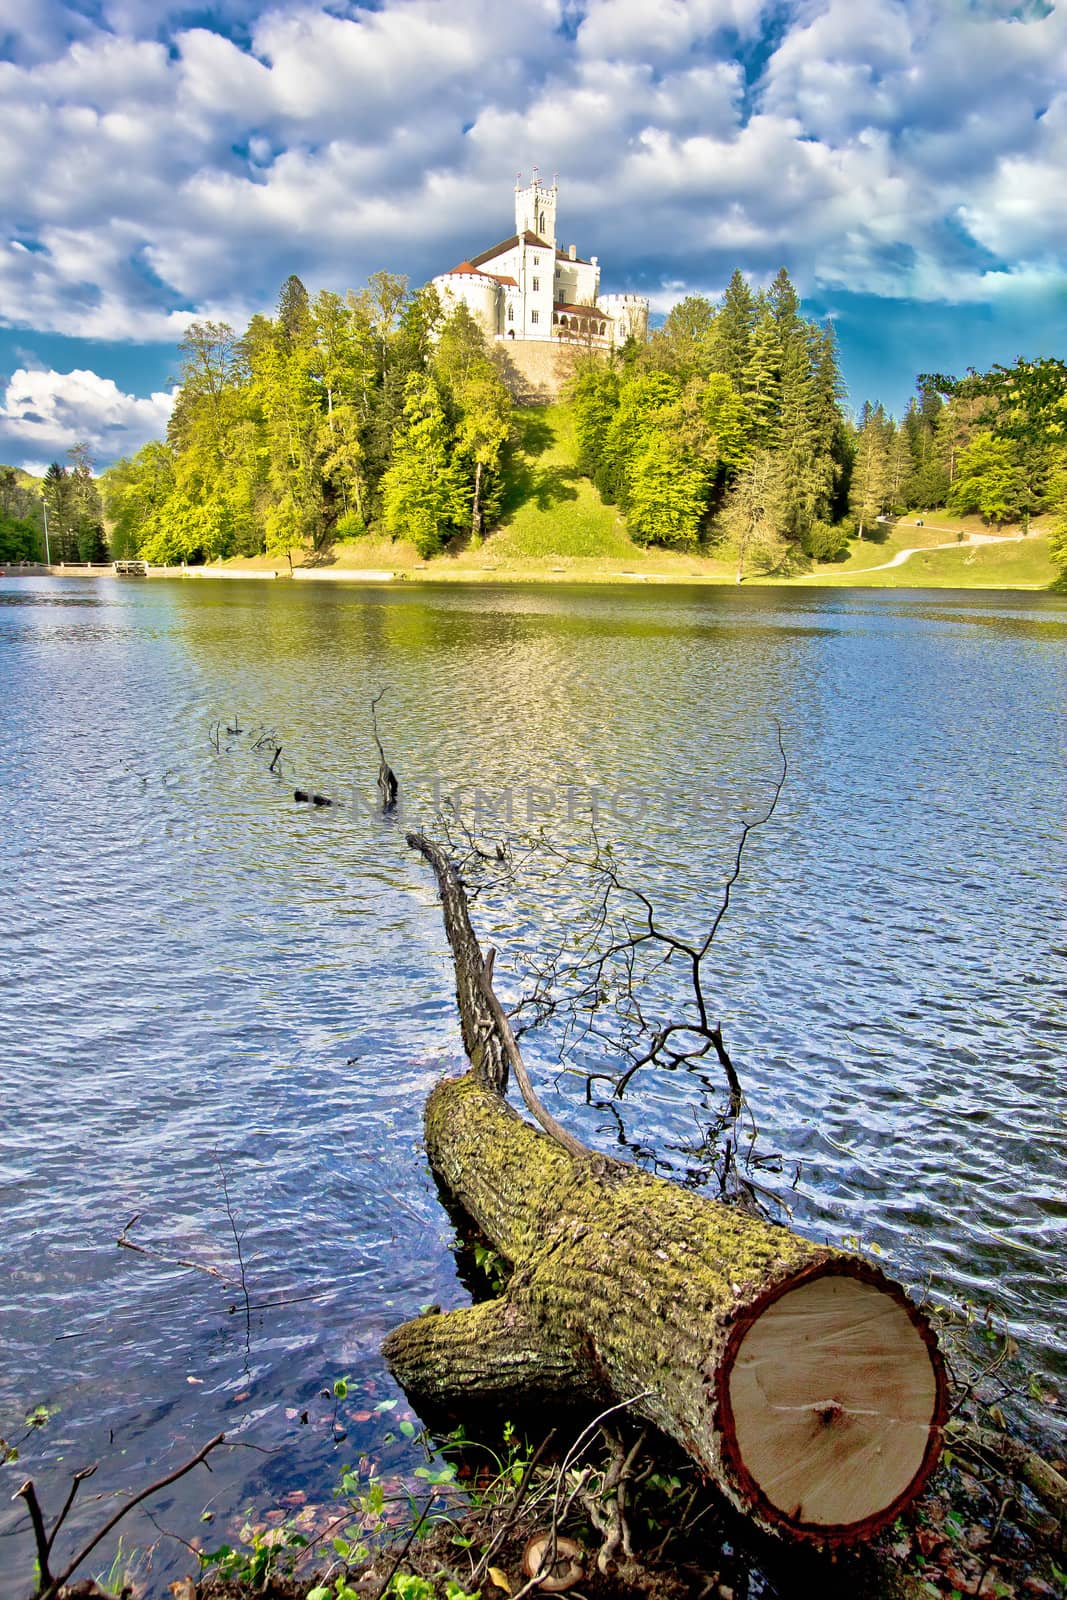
left=844, top=523, right=1036, bottom=575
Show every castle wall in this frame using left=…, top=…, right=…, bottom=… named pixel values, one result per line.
left=492, top=338, right=589, bottom=405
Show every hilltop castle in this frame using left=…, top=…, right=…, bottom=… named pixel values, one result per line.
left=433, top=174, right=649, bottom=352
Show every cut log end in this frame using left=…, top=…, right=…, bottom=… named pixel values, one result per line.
left=716, top=1264, right=948, bottom=1543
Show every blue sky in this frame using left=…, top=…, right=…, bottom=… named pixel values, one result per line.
left=1, top=0, right=1065, bottom=470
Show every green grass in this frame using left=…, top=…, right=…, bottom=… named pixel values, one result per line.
left=488, top=406, right=638, bottom=562
left=834, top=534, right=1057, bottom=588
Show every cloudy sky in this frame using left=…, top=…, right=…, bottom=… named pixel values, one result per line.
left=1, top=0, right=1065, bottom=470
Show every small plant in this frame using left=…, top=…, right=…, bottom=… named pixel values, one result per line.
left=199, top=1517, right=309, bottom=1588
left=471, top=1243, right=507, bottom=1295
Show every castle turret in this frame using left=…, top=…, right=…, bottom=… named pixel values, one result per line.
left=515, top=170, right=557, bottom=246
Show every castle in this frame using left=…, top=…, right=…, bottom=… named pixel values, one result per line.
left=432, top=173, right=649, bottom=351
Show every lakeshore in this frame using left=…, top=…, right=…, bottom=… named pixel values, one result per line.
left=10, top=513, right=1057, bottom=591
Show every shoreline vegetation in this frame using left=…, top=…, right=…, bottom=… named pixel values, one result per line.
left=6, top=415, right=1060, bottom=594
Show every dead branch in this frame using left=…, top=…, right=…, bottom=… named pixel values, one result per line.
left=116, top=1214, right=232, bottom=1284
left=20, top=1432, right=226, bottom=1600
left=371, top=689, right=398, bottom=813
left=949, top=1419, right=1067, bottom=1527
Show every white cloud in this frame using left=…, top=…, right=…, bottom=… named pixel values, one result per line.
left=0, top=368, right=175, bottom=468
left=577, top=0, right=769, bottom=60
left=0, top=0, right=1064, bottom=395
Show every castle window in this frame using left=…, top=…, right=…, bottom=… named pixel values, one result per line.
left=532, top=276, right=540, bottom=292
left=533, top=254, right=540, bottom=266
left=507, top=305, right=514, bottom=322
left=530, top=310, right=539, bottom=325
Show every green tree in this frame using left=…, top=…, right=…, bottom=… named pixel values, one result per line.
left=946, top=432, right=1026, bottom=524
left=885, top=423, right=916, bottom=511
left=643, top=295, right=717, bottom=381
left=1047, top=452, right=1067, bottom=579
left=102, top=442, right=175, bottom=557
left=277, top=273, right=312, bottom=350
left=600, top=372, right=681, bottom=510
left=569, top=361, right=620, bottom=483
left=625, top=430, right=707, bottom=549
left=718, top=450, right=788, bottom=582
left=849, top=405, right=890, bottom=536
left=776, top=334, right=824, bottom=542
left=0, top=466, right=44, bottom=561
left=714, top=269, right=756, bottom=388
left=68, top=442, right=107, bottom=561
left=381, top=373, right=470, bottom=557
left=741, top=301, right=782, bottom=447
left=43, top=462, right=76, bottom=560
left=767, top=267, right=803, bottom=351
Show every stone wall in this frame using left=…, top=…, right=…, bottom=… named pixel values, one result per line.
left=491, top=339, right=594, bottom=404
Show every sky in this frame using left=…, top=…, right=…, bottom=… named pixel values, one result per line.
left=1, top=0, right=1066, bottom=472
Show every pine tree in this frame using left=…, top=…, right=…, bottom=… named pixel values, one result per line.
left=277, top=274, right=311, bottom=350
left=768, top=267, right=802, bottom=351
left=849, top=406, right=890, bottom=536
left=742, top=300, right=782, bottom=447
left=43, top=462, right=76, bottom=560
left=885, top=423, right=916, bottom=510
left=67, top=442, right=106, bottom=560
left=714, top=270, right=756, bottom=388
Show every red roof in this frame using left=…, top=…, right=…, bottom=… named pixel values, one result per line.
left=444, top=260, right=518, bottom=287
left=555, top=303, right=612, bottom=318
left=468, top=230, right=552, bottom=269
left=556, top=248, right=592, bottom=266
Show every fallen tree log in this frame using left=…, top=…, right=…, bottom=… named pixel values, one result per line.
left=384, top=832, right=949, bottom=1547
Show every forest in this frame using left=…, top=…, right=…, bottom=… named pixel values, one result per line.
left=3, top=265, right=1067, bottom=577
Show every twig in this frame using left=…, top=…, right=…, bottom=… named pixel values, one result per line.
left=14, top=1481, right=52, bottom=1590
left=374, top=1492, right=436, bottom=1598
left=215, top=1155, right=252, bottom=1358
left=35, top=1432, right=226, bottom=1600
left=371, top=689, right=398, bottom=814
left=116, top=1215, right=232, bottom=1284
left=45, top=1466, right=98, bottom=1556
left=470, top=1430, right=557, bottom=1586
left=477, top=950, right=592, bottom=1162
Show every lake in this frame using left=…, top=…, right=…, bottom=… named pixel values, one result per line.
left=0, top=575, right=1064, bottom=1595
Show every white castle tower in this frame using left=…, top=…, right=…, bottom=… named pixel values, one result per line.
left=432, top=175, right=649, bottom=359
left=514, top=170, right=557, bottom=247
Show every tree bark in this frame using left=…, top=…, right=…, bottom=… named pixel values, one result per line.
left=384, top=833, right=948, bottom=1546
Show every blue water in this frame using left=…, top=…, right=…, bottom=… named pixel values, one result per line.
left=0, top=576, right=1063, bottom=1595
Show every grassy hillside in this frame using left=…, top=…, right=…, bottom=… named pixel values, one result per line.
left=824, top=533, right=1057, bottom=589
left=489, top=406, right=636, bottom=561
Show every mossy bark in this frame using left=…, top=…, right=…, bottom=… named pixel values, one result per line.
left=383, top=1074, right=946, bottom=1544
left=383, top=833, right=948, bottom=1545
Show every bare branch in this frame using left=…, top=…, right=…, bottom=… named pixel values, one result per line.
left=40, top=1433, right=227, bottom=1600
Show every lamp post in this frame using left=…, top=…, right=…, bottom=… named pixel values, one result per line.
left=42, top=500, right=51, bottom=567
